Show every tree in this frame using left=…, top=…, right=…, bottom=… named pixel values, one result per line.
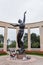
left=31, top=33, right=37, bottom=43
left=0, top=34, right=4, bottom=43
left=31, top=33, right=40, bottom=48
left=0, top=34, right=4, bottom=47
left=7, top=40, right=16, bottom=48
left=23, top=33, right=40, bottom=48
left=23, top=33, right=28, bottom=48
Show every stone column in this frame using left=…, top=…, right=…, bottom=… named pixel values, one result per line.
left=40, top=26, right=43, bottom=51
left=4, top=27, right=7, bottom=52
left=28, top=27, right=31, bottom=50
left=16, top=28, right=19, bottom=50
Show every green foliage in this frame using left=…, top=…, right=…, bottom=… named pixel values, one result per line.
left=7, top=41, right=16, bottom=48
left=0, top=34, right=4, bottom=43
left=31, top=33, right=40, bottom=48
left=23, top=33, right=28, bottom=48
left=23, top=33, right=40, bottom=48
left=31, top=42, right=40, bottom=48
left=0, top=34, right=4, bottom=48
left=0, top=43, right=3, bottom=48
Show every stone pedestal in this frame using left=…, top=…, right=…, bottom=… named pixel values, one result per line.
left=17, top=54, right=26, bottom=59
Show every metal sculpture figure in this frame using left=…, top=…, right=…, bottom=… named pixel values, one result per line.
left=10, top=11, right=26, bottom=54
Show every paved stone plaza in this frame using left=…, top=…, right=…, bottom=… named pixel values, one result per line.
left=0, top=55, right=43, bottom=65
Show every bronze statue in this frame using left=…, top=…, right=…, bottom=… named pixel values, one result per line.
left=10, top=11, right=26, bottom=54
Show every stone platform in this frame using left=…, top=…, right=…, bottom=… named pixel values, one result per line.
left=0, top=55, right=43, bottom=65
left=17, top=54, right=26, bottom=59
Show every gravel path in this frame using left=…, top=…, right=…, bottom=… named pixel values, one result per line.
left=0, top=55, right=43, bottom=65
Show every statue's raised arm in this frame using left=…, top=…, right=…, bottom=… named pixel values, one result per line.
left=10, top=23, right=19, bottom=27
left=23, top=11, right=27, bottom=23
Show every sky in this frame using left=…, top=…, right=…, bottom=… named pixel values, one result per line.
left=0, top=0, right=43, bottom=23
left=0, top=0, right=43, bottom=41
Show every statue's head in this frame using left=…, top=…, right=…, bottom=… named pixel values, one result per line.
left=18, top=19, right=22, bottom=23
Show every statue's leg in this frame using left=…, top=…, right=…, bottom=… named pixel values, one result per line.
left=17, top=32, right=23, bottom=48
left=17, top=31, right=25, bottom=54
left=17, top=32, right=22, bottom=48
left=19, top=40, right=25, bottom=54
left=20, top=40, right=24, bottom=47
left=17, top=38, right=21, bottom=48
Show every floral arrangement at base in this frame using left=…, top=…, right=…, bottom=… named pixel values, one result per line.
left=0, top=50, right=7, bottom=55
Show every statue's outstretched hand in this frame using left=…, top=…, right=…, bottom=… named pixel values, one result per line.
left=24, top=11, right=27, bottom=15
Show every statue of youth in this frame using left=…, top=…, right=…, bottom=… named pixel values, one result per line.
left=10, top=11, right=26, bottom=53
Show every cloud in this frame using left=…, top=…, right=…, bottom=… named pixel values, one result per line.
left=0, top=0, right=43, bottom=23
